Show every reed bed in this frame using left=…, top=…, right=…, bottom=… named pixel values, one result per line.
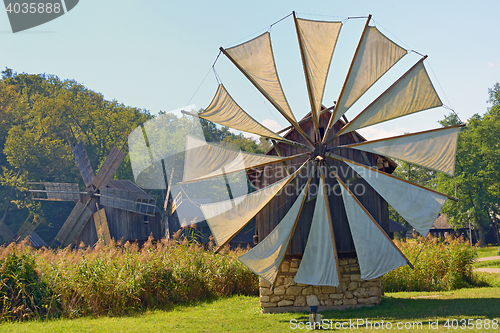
left=0, top=234, right=488, bottom=322
left=0, top=237, right=258, bottom=321
left=382, top=236, right=479, bottom=292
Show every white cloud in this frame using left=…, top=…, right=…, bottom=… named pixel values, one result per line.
left=486, top=62, right=496, bottom=68
left=261, top=119, right=283, bottom=133
left=356, top=127, right=402, bottom=141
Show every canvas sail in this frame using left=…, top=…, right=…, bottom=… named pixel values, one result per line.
left=198, top=84, right=286, bottom=141
left=330, top=26, right=407, bottom=130
left=345, top=160, right=448, bottom=236
left=223, top=32, right=297, bottom=124
left=295, top=17, right=342, bottom=126
left=201, top=163, right=306, bottom=248
left=294, top=176, right=340, bottom=286
left=182, top=136, right=298, bottom=183
left=341, top=126, right=460, bottom=176
left=238, top=180, right=310, bottom=285
left=338, top=60, right=442, bottom=136
left=338, top=175, right=407, bottom=280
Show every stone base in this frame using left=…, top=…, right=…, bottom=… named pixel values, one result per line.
left=259, top=256, right=382, bottom=313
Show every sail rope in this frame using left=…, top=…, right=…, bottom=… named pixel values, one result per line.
left=185, top=67, right=212, bottom=107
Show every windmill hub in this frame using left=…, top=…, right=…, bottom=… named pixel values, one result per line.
left=313, top=142, right=326, bottom=160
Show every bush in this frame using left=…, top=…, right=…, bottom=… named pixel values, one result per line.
left=0, top=245, right=60, bottom=321
left=382, top=236, right=478, bottom=292
left=0, top=238, right=258, bottom=321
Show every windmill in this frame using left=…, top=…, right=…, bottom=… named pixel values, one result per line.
left=27, top=137, right=158, bottom=247
left=177, top=11, right=461, bottom=294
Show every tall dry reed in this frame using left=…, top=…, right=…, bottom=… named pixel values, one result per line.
left=0, top=237, right=258, bottom=321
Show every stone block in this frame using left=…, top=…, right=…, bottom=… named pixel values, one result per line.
left=343, top=299, right=358, bottom=306
left=284, top=296, right=295, bottom=300
left=318, top=294, right=329, bottom=301
left=286, top=286, right=302, bottom=296
left=320, top=300, right=325, bottom=305
left=275, top=277, right=284, bottom=286
left=261, top=302, right=277, bottom=308
left=289, top=267, right=298, bottom=273
left=351, top=274, right=361, bottom=281
left=313, top=287, right=322, bottom=294
left=330, top=293, right=343, bottom=300
left=322, top=286, right=336, bottom=294
left=325, top=299, right=334, bottom=306
left=284, top=277, right=295, bottom=285
left=360, top=281, right=379, bottom=288
left=290, top=260, right=300, bottom=268
left=344, top=290, right=354, bottom=299
left=353, top=288, right=369, bottom=298
left=270, top=295, right=282, bottom=303
left=357, top=297, right=371, bottom=304
left=348, top=259, right=357, bottom=264
left=260, top=296, right=269, bottom=302
left=369, top=287, right=381, bottom=297
left=274, top=286, right=285, bottom=295
left=306, top=295, right=319, bottom=306
left=260, top=287, right=273, bottom=296
left=278, top=299, right=294, bottom=307
left=339, top=259, right=348, bottom=265
left=294, top=296, right=306, bottom=307
left=302, top=286, right=313, bottom=295
left=259, top=278, right=270, bottom=288
left=334, top=300, right=343, bottom=306
left=348, top=282, right=358, bottom=291
left=281, top=261, right=290, bottom=273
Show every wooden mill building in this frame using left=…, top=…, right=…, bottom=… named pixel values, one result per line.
left=250, top=111, right=396, bottom=257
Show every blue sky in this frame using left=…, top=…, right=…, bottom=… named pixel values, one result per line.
left=2, top=0, right=499, bottom=140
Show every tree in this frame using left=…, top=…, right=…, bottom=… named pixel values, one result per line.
left=0, top=70, right=152, bottom=243
left=435, top=85, right=500, bottom=245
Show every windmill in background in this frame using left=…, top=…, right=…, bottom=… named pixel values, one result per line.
left=28, top=134, right=160, bottom=247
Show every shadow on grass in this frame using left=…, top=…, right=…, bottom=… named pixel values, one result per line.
left=278, top=296, right=500, bottom=324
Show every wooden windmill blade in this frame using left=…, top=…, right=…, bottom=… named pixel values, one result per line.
left=99, top=187, right=157, bottom=217
left=52, top=201, right=93, bottom=247
left=92, top=147, right=127, bottom=189
left=72, top=141, right=95, bottom=188
left=93, top=208, right=111, bottom=246
left=28, top=182, right=82, bottom=201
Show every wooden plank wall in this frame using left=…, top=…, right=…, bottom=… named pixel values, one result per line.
left=77, top=207, right=162, bottom=246
left=254, top=112, right=390, bottom=255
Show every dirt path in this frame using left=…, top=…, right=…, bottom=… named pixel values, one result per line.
left=474, top=267, right=500, bottom=273
left=476, top=255, right=500, bottom=262
left=474, top=256, right=500, bottom=273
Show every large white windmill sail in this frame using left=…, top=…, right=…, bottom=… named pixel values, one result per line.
left=182, top=135, right=305, bottom=183
left=239, top=179, right=310, bottom=285
left=223, top=32, right=297, bottom=124
left=340, top=126, right=460, bottom=176
left=198, top=84, right=287, bottom=141
left=337, top=60, right=442, bottom=136
left=294, top=176, right=340, bottom=286
left=327, top=25, right=407, bottom=136
left=200, top=162, right=307, bottom=249
left=344, top=160, right=448, bottom=236
left=295, top=16, right=342, bottom=128
left=337, top=175, right=408, bottom=280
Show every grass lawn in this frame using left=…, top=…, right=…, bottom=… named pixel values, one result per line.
left=475, top=260, right=500, bottom=269
left=475, top=245, right=500, bottom=258
left=2, top=287, right=500, bottom=332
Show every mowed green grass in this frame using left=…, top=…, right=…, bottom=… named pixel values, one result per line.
left=2, top=287, right=500, bottom=333
left=475, top=245, right=500, bottom=258
left=475, top=260, right=500, bottom=269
